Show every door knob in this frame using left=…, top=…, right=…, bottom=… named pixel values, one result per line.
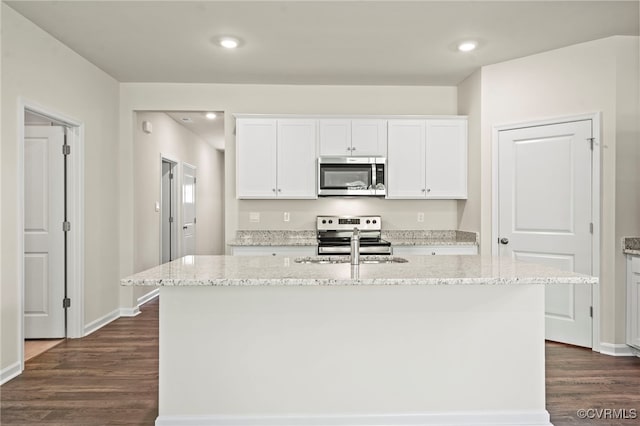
left=499, top=237, right=509, bottom=245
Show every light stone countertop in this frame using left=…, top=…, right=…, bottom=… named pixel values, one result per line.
left=624, top=237, right=640, bottom=256
left=383, top=230, right=478, bottom=246
left=121, top=255, right=597, bottom=287
left=227, top=230, right=479, bottom=247
left=228, top=230, right=318, bottom=247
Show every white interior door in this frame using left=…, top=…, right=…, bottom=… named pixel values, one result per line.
left=182, top=163, right=196, bottom=256
left=24, top=125, right=66, bottom=338
left=498, top=120, right=593, bottom=347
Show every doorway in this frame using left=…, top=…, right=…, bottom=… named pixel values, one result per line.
left=182, top=163, right=197, bottom=256
left=160, top=158, right=178, bottom=263
left=20, top=103, right=85, bottom=370
left=493, top=114, right=600, bottom=349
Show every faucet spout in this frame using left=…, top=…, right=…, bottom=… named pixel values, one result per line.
left=350, top=227, right=360, bottom=266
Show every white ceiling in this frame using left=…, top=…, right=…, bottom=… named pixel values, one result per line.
left=7, top=1, right=638, bottom=149
left=6, top=1, right=639, bottom=86
left=166, top=111, right=225, bottom=150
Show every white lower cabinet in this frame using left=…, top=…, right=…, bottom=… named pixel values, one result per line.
left=231, top=246, right=316, bottom=257
left=392, top=245, right=478, bottom=256
left=627, top=256, right=640, bottom=350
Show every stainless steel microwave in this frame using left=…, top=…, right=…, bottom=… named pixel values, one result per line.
left=318, top=157, right=386, bottom=196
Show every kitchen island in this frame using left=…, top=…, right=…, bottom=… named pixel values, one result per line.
left=122, top=255, right=596, bottom=426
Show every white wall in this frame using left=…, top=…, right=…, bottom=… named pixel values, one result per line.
left=133, top=112, right=224, bottom=301
left=118, top=84, right=459, bottom=275
left=456, top=69, right=482, bottom=240
left=476, top=36, right=640, bottom=345
left=1, top=4, right=120, bottom=373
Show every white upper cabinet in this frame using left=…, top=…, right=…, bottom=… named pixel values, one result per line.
left=425, top=119, right=467, bottom=199
left=236, top=119, right=278, bottom=198
left=387, top=120, right=426, bottom=198
left=319, top=119, right=351, bottom=156
left=236, top=118, right=317, bottom=199
left=277, top=119, right=318, bottom=198
left=387, top=118, right=467, bottom=199
left=319, top=119, right=387, bottom=157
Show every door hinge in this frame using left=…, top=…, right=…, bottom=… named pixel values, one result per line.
left=193, top=177, right=197, bottom=184
left=589, top=222, right=594, bottom=234
left=62, top=221, right=71, bottom=232
left=169, top=172, right=174, bottom=180
left=589, top=306, right=593, bottom=318
left=62, top=144, right=71, bottom=156
left=587, top=137, right=595, bottom=150
left=63, top=298, right=71, bottom=309
left=169, top=216, right=174, bottom=223
left=193, top=217, right=197, bottom=224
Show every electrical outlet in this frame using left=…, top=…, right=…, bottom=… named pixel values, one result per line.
left=417, top=212, right=424, bottom=222
left=249, top=212, right=260, bottom=223
left=283, top=212, right=290, bottom=222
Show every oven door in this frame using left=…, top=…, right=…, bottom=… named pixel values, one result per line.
left=318, top=157, right=385, bottom=196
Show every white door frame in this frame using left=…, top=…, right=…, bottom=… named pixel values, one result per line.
left=18, top=99, right=85, bottom=371
left=491, top=112, right=601, bottom=352
left=159, top=154, right=179, bottom=263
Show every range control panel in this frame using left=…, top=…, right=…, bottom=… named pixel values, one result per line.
left=317, top=216, right=382, bottom=231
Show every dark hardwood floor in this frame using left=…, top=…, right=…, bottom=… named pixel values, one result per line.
left=546, top=341, right=640, bottom=425
left=1, top=297, right=639, bottom=425
left=1, top=298, right=159, bottom=425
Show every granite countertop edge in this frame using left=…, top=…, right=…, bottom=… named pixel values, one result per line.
left=122, top=276, right=595, bottom=287
left=623, top=237, right=640, bottom=256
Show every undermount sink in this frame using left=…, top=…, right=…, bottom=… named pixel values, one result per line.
left=294, top=255, right=408, bottom=264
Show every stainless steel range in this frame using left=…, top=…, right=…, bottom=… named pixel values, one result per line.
left=316, top=215, right=391, bottom=255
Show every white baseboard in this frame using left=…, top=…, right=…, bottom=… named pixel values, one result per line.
left=120, top=306, right=141, bottom=317
left=84, top=308, right=120, bottom=336
left=155, top=410, right=552, bottom=426
left=138, top=288, right=160, bottom=307
left=0, top=361, right=22, bottom=386
left=599, top=342, right=638, bottom=357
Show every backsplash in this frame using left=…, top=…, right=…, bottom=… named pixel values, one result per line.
left=237, top=198, right=461, bottom=230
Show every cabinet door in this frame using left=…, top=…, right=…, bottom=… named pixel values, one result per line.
left=351, top=119, right=387, bottom=156
left=319, top=119, right=351, bottom=156
left=236, top=119, right=277, bottom=198
left=425, top=119, right=468, bottom=199
left=232, top=246, right=316, bottom=257
left=393, top=245, right=478, bottom=256
left=386, top=120, right=426, bottom=199
left=277, top=119, right=318, bottom=199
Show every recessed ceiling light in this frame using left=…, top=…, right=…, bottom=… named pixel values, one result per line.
left=181, top=117, right=193, bottom=123
left=205, top=112, right=217, bottom=120
left=219, top=36, right=240, bottom=49
left=458, top=41, right=477, bottom=52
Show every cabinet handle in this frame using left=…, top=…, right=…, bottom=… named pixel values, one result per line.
left=347, top=147, right=352, bottom=151
left=272, top=188, right=276, bottom=192
left=421, top=189, right=426, bottom=192
left=431, top=252, right=436, bottom=255
left=426, top=188, right=431, bottom=193
left=351, top=146, right=356, bottom=151
left=277, top=189, right=282, bottom=192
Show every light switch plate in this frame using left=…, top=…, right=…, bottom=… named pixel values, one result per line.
left=155, top=201, right=160, bottom=212
left=284, top=212, right=290, bottom=222
left=417, top=212, right=424, bottom=222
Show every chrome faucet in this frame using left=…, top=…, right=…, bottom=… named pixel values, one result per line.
left=350, top=227, right=360, bottom=265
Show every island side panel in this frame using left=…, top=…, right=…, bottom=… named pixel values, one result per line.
left=158, top=284, right=545, bottom=417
